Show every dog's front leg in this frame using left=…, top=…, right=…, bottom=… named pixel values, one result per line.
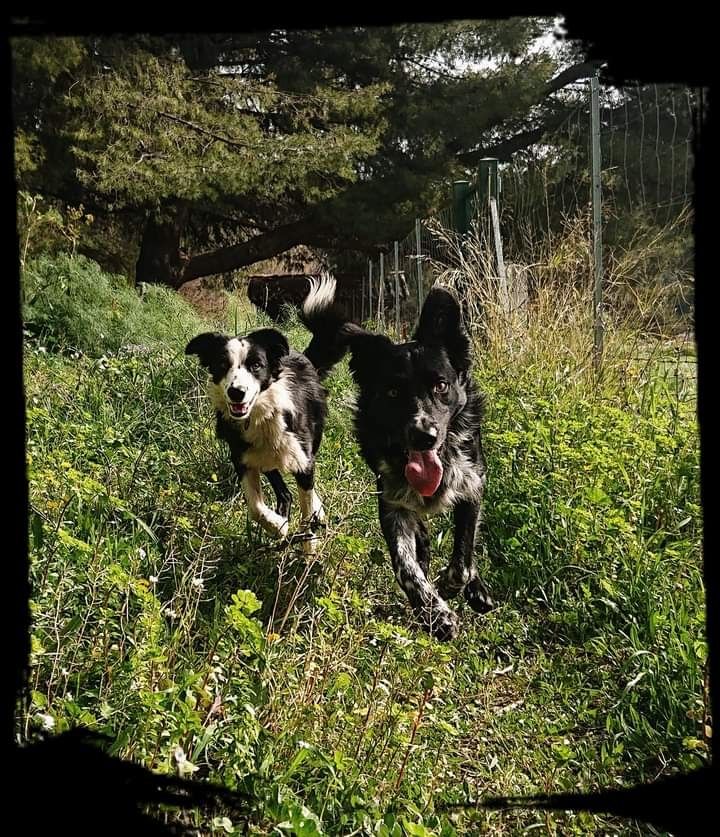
left=294, top=469, right=325, bottom=528
left=265, top=469, right=293, bottom=519
left=241, top=468, right=289, bottom=538
left=437, top=500, right=493, bottom=613
left=379, top=498, right=458, bottom=641
left=294, top=468, right=325, bottom=555
left=414, top=517, right=431, bottom=579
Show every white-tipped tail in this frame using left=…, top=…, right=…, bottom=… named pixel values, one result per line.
left=303, top=273, right=337, bottom=317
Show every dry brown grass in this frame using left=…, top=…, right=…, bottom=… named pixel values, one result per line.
left=422, top=208, right=694, bottom=395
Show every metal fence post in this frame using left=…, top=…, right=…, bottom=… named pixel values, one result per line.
left=478, top=158, right=499, bottom=205
left=591, top=73, right=604, bottom=370
left=378, top=252, right=385, bottom=325
left=361, top=263, right=366, bottom=322
left=394, top=240, right=400, bottom=335
left=368, top=259, right=373, bottom=323
left=415, top=218, right=423, bottom=320
left=489, top=194, right=507, bottom=310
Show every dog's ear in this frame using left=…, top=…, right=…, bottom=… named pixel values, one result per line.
left=347, top=332, right=394, bottom=390
left=185, top=332, right=228, bottom=369
left=413, top=286, right=471, bottom=373
left=247, top=328, right=290, bottom=375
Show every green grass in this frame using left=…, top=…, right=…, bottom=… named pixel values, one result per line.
left=21, top=256, right=706, bottom=835
left=21, top=252, right=235, bottom=355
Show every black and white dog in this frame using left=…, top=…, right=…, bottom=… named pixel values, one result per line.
left=186, top=288, right=332, bottom=553
left=302, top=276, right=493, bottom=640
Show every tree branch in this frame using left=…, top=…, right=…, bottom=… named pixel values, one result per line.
left=543, top=60, right=602, bottom=96
left=456, top=61, right=602, bottom=166
left=126, top=103, right=306, bottom=154
left=458, top=111, right=570, bottom=165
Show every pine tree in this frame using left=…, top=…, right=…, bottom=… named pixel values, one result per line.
left=12, top=24, right=597, bottom=286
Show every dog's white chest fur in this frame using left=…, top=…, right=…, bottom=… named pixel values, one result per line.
left=210, top=373, right=309, bottom=474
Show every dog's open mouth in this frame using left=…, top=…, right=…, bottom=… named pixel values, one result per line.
left=228, top=400, right=252, bottom=418
left=405, top=448, right=443, bottom=497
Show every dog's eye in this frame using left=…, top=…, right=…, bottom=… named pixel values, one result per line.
left=387, top=388, right=399, bottom=398
left=250, top=362, right=263, bottom=372
left=434, top=381, right=448, bottom=394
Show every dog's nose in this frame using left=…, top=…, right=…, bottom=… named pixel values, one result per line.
left=407, top=426, right=438, bottom=451
left=227, top=386, right=246, bottom=403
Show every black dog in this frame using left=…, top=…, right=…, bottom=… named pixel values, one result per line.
left=302, top=276, right=493, bottom=639
left=186, top=282, right=333, bottom=553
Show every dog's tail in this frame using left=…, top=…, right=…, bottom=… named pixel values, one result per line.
left=301, top=273, right=362, bottom=379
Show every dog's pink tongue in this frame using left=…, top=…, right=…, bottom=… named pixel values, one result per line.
left=405, top=450, right=443, bottom=497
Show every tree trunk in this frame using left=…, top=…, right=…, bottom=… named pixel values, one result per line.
left=135, top=209, right=187, bottom=288
left=180, top=218, right=320, bottom=282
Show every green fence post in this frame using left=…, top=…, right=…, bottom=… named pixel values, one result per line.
left=453, top=180, right=471, bottom=235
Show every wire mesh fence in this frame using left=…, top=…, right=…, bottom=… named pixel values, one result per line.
left=358, top=81, right=701, bottom=350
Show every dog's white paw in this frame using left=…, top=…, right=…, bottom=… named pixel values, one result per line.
left=259, top=514, right=289, bottom=538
